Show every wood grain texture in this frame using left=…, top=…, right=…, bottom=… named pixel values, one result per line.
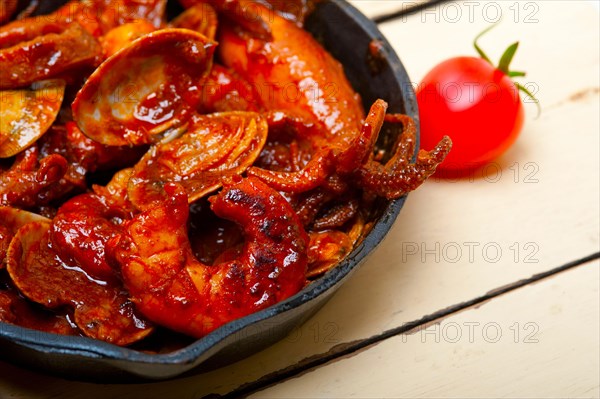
left=0, top=1, right=598, bottom=398
left=253, top=260, right=600, bottom=398
left=379, top=0, right=600, bottom=105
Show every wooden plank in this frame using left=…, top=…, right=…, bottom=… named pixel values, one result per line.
left=0, top=63, right=598, bottom=399
left=379, top=0, right=600, bottom=107
left=0, top=1, right=598, bottom=397
left=252, top=260, right=600, bottom=398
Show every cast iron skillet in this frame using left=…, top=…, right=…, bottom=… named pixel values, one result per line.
left=0, top=0, right=419, bottom=381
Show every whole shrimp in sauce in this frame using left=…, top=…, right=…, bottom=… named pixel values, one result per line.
left=111, top=177, right=308, bottom=337
left=215, top=1, right=451, bottom=198
left=218, top=1, right=365, bottom=140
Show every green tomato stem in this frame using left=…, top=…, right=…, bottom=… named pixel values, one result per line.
left=498, top=41, right=520, bottom=74
left=515, top=82, right=542, bottom=118
left=508, top=71, right=527, bottom=78
left=473, top=24, right=497, bottom=64
left=473, top=23, right=541, bottom=117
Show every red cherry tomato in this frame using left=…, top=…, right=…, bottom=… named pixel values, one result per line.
left=416, top=25, right=537, bottom=173
left=417, top=57, right=524, bottom=172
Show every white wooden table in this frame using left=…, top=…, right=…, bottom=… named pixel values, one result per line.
left=1, top=1, right=598, bottom=397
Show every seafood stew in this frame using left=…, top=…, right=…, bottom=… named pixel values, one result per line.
left=0, top=0, right=450, bottom=379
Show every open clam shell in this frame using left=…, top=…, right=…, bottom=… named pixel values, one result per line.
left=170, top=3, right=218, bottom=41
left=6, top=221, right=153, bottom=346
left=72, top=28, right=217, bottom=146
left=0, top=207, right=49, bottom=268
left=128, top=111, right=268, bottom=210
left=0, top=79, right=65, bottom=158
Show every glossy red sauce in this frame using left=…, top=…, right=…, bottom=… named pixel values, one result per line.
left=72, top=29, right=216, bottom=146
left=0, top=0, right=450, bottom=347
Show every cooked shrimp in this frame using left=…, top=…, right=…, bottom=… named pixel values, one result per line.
left=111, top=177, right=308, bottom=337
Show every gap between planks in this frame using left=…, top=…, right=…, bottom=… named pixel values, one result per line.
left=214, top=2, right=600, bottom=395
left=218, top=251, right=600, bottom=399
